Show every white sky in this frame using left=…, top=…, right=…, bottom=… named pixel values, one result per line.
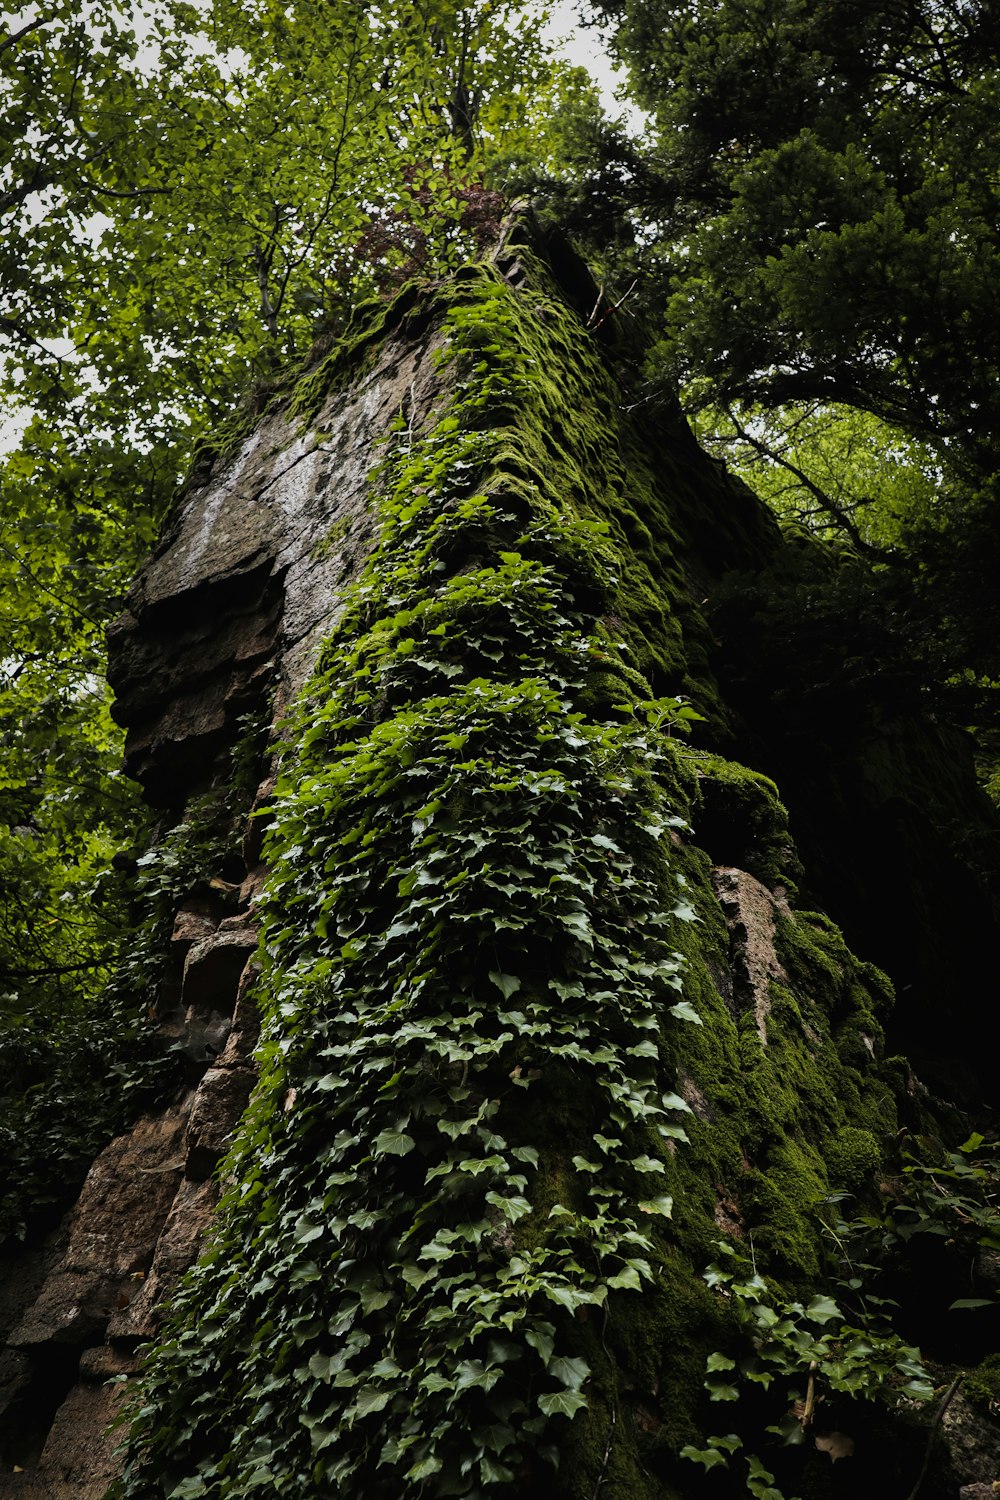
left=543, top=0, right=642, bottom=126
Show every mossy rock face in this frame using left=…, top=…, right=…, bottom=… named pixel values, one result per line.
left=705, top=537, right=1000, bottom=1103
left=682, top=749, right=800, bottom=889
left=113, top=220, right=993, bottom=1500
left=965, top=1353, right=1000, bottom=1411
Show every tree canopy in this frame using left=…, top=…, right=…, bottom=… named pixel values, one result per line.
left=539, top=0, right=1000, bottom=721
left=590, top=0, right=1000, bottom=456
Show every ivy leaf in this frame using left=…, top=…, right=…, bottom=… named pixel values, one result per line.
left=680, top=1445, right=729, bottom=1471
left=407, top=1456, right=443, bottom=1481
left=805, top=1294, right=842, bottom=1324
left=485, top=1192, right=532, bottom=1221
left=542, top=1284, right=594, bottom=1313
left=525, top=1324, right=556, bottom=1367
left=374, top=1128, right=415, bottom=1156
left=606, top=1266, right=642, bottom=1291
left=488, top=970, right=521, bottom=998
left=401, top=1264, right=436, bottom=1289
left=669, top=999, right=702, bottom=1025
left=480, top=1455, right=515, bottom=1483
left=660, top=1091, right=693, bottom=1113
left=294, top=1218, right=324, bottom=1244
left=638, top=1195, right=673, bottom=1217
left=537, top=1389, right=588, bottom=1418
left=706, top=1352, right=736, bottom=1372
left=353, top=1387, right=392, bottom=1418
left=707, top=1380, right=740, bottom=1401
left=548, top=1355, right=590, bottom=1390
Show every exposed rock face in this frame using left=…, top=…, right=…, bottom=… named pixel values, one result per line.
left=711, top=866, right=789, bottom=1044
left=106, top=301, right=447, bottom=809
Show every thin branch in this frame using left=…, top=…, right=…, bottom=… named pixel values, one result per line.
left=722, top=405, right=884, bottom=558
left=587, top=279, right=639, bottom=335
left=0, top=539, right=106, bottom=629
left=591, top=1407, right=616, bottom=1499
left=1, top=960, right=110, bottom=979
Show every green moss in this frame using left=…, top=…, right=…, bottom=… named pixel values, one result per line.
left=311, top=512, right=352, bottom=561
left=827, top=1127, right=883, bottom=1188
left=744, top=1138, right=828, bottom=1280
left=965, top=1352, right=1000, bottom=1410
left=682, top=748, right=800, bottom=887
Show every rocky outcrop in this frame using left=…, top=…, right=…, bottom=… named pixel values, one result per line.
left=106, top=298, right=448, bottom=809
left=3, top=221, right=1000, bottom=1499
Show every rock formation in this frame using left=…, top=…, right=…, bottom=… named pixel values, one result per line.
left=2, top=218, right=998, bottom=1499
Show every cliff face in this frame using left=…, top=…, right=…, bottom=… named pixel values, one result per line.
left=2, top=219, right=998, bottom=1500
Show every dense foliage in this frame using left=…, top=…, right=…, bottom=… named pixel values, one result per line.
left=4, top=1, right=1000, bottom=1492
left=536, top=0, right=1000, bottom=757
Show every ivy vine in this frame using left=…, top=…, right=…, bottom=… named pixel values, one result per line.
left=117, top=264, right=701, bottom=1498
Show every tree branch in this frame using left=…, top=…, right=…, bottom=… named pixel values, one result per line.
left=0, top=16, right=48, bottom=59
left=721, top=406, right=884, bottom=557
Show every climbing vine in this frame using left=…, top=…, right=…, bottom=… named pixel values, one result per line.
left=117, top=260, right=703, bottom=1497
left=682, top=1241, right=933, bottom=1499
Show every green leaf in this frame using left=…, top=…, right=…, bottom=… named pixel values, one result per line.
left=374, top=1128, right=415, bottom=1156
left=706, top=1352, right=736, bottom=1372
left=637, top=1195, right=673, bottom=1218
left=680, top=1445, right=729, bottom=1471
left=660, top=1091, right=693, bottom=1113
left=480, top=1455, right=515, bottom=1483
left=525, top=1323, right=556, bottom=1366
left=407, top=1456, right=443, bottom=1481
left=548, top=1355, right=590, bottom=1391
left=488, top=970, right=521, bottom=998
left=805, top=1294, right=842, bottom=1325
left=606, top=1266, right=642, bottom=1291
left=401, top=1264, right=436, bottom=1290
left=537, top=1389, right=588, bottom=1418
left=707, top=1381, right=740, bottom=1401
left=354, top=1387, right=392, bottom=1418
left=669, top=999, right=702, bottom=1025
